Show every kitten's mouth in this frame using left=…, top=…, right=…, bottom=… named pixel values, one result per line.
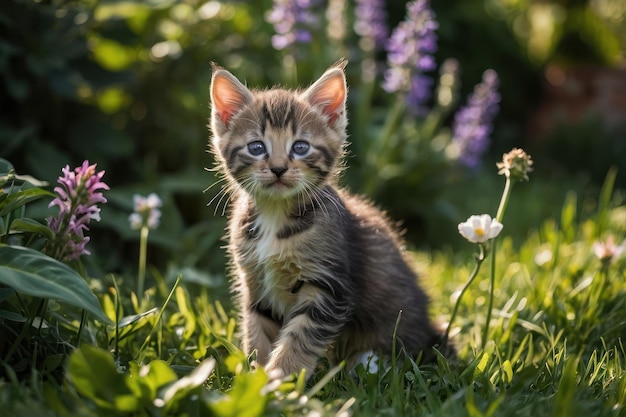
left=267, top=180, right=291, bottom=190
left=260, top=179, right=299, bottom=196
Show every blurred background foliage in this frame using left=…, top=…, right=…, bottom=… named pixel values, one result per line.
left=1, top=0, right=625, bottom=286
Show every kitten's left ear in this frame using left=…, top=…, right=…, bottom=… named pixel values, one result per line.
left=302, top=65, right=347, bottom=125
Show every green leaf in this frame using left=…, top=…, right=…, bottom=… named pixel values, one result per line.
left=0, top=158, right=15, bottom=175
left=0, top=309, right=26, bottom=322
left=41, top=353, right=65, bottom=373
left=128, top=360, right=178, bottom=400
left=0, top=188, right=54, bottom=217
left=118, top=307, right=158, bottom=328
left=0, top=245, right=110, bottom=323
left=501, top=360, right=513, bottom=384
left=8, top=218, right=54, bottom=240
left=208, top=368, right=268, bottom=417
left=595, top=166, right=618, bottom=237
left=67, top=344, right=139, bottom=411
left=159, top=358, right=215, bottom=408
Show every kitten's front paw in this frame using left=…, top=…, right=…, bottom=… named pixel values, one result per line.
left=263, top=366, right=284, bottom=381
left=266, top=351, right=314, bottom=379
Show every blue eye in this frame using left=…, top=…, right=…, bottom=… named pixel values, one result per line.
left=292, top=140, right=310, bottom=156
left=247, top=141, right=266, bottom=156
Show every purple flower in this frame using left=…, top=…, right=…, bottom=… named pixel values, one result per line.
left=354, top=0, right=388, bottom=51
left=452, top=69, right=501, bottom=169
left=129, top=193, right=162, bottom=230
left=46, top=161, right=109, bottom=261
left=267, top=0, right=321, bottom=51
left=383, top=0, right=438, bottom=116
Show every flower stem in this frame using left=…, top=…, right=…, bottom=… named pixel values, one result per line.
left=137, top=225, right=149, bottom=297
left=483, top=176, right=513, bottom=347
left=495, top=176, right=512, bottom=222
left=444, top=244, right=486, bottom=349
left=112, top=275, right=122, bottom=363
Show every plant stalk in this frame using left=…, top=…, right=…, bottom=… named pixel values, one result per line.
left=444, top=244, right=486, bottom=349
left=137, top=225, right=149, bottom=297
left=484, top=176, right=513, bottom=347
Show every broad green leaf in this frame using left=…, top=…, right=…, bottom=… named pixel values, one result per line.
left=208, top=368, right=268, bottom=417
left=0, top=309, right=26, bottom=322
left=0, top=158, right=14, bottom=174
left=67, top=344, right=139, bottom=411
left=128, top=360, right=178, bottom=400
left=0, top=245, right=110, bottom=323
left=8, top=218, right=54, bottom=240
left=0, top=188, right=54, bottom=217
left=160, top=358, right=215, bottom=407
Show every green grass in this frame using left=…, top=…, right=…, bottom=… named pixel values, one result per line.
left=1, top=174, right=625, bottom=417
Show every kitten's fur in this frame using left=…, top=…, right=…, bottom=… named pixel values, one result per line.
left=209, top=61, right=444, bottom=377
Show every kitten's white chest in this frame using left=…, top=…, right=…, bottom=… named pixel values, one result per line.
left=253, top=212, right=290, bottom=260
left=247, top=212, right=304, bottom=317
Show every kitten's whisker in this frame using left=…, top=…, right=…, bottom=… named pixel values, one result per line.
left=319, top=187, right=342, bottom=215
left=297, top=181, right=315, bottom=216
left=304, top=184, right=326, bottom=218
left=221, top=194, right=232, bottom=216
left=213, top=188, right=231, bottom=216
left=203, top=176, right=228, bottom=193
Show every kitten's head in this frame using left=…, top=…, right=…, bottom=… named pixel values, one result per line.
left=209, top=62, right=348, bottom=202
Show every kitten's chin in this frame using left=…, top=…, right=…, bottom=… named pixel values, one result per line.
left=256, top=180, right=299, bottom=199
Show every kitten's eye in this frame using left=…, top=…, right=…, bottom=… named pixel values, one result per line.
left=247, top=141, right=266, bottom=156
left=291, top=140, right=310, bottom=156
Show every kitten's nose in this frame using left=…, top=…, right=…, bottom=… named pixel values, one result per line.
left=270, top=167, right=287, bottom=178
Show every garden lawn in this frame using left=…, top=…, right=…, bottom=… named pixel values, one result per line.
left=1, top=171, right=625, bottom=417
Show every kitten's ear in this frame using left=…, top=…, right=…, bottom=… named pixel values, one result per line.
left=211, top=68, right=253, bottom=128
left=302, top=66, right=347, bottom=125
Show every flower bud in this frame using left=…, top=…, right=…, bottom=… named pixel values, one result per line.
left=496, top=148, right=533, bottom=182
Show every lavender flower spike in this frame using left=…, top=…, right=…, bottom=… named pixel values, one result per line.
left=354, top=0, right=388, bottom=51
left=267, top=0, right=321, bottom=51
left=383, top=0, right=438, bottom=116
left=452, top=69, right=501, bottom=169
left=46, top=161, right=109, bottom=261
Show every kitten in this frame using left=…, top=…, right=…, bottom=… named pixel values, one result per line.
left=209, top=60, right=445, bottom=377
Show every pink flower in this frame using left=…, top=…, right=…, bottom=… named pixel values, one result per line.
left=46, top=161, right=109, bottom=261
left=593, top=236, right=625, bottom=263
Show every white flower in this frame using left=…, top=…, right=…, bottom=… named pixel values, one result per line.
left=129, top=193, right=163, bottom=230
left=458, top=214, right=503, bottom=244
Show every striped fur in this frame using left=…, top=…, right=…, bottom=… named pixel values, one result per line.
left=209, top=62, right=444, bottom=377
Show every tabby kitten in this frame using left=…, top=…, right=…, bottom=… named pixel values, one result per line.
left=209, top=61, right=444, bottom=377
